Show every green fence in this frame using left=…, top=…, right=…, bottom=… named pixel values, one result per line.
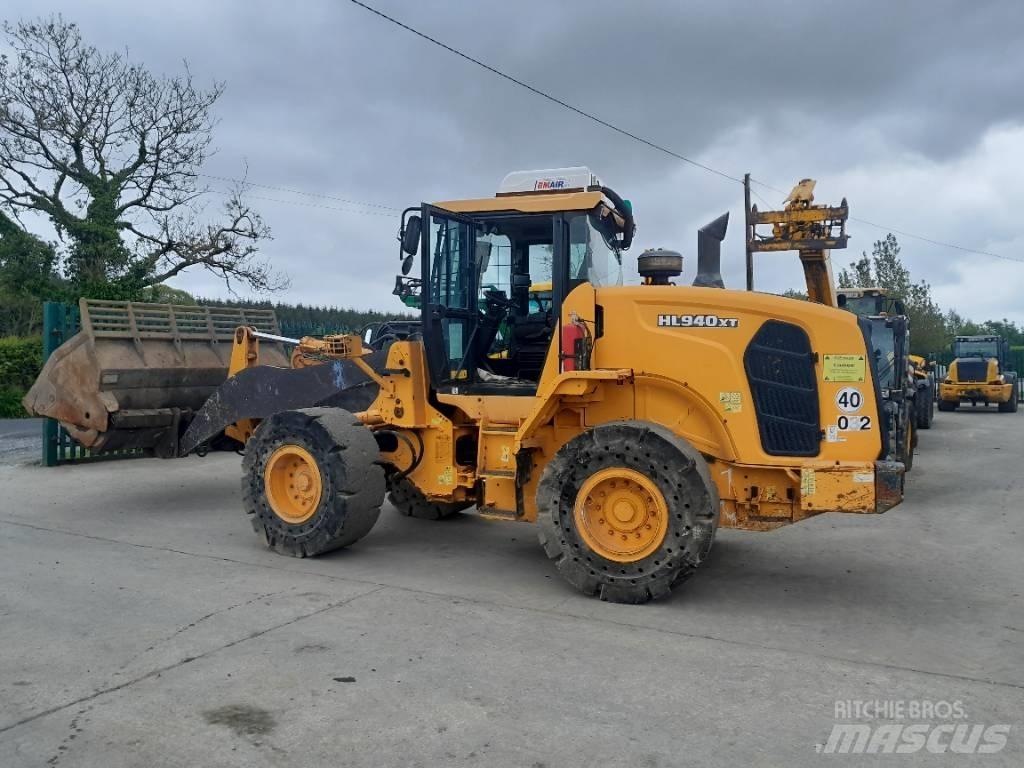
left=40, top=301, right=147, bottom=466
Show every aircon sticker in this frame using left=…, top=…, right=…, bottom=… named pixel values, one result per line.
left=658, top=314, right=739, bottom=328
left=835, top=387, right=864, bottom=413
left=823, top=354, right=866, bottom=382
left=719, top=391, right=742, bottom=413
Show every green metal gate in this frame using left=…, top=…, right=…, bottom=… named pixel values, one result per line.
left=40, top=301, right=144, bottom=466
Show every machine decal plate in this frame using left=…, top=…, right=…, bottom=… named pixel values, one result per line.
left=823, top=354, right=866, bottom=382
left=719, top=391, right=742, bottom=413
left=825, top=425, right=845, bottom=443
left=657, top=314, right=739, bottom=328
left=801, top=468, right=817, bottom=496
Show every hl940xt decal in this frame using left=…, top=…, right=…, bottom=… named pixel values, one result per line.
left=657, top=314, right=739, bottom=328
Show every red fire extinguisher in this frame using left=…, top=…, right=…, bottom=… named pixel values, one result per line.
left=560, top=313, right=591, bottom=372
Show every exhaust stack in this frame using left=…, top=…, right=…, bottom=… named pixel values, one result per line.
left=693, top=212, right=729, bottom=289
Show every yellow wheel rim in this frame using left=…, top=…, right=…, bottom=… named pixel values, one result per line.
left=573, top=468, right=668, bottom=563
left=264, top=445, right=323, bottom=525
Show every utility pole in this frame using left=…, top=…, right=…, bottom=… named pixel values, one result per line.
left=744, top=173, right=754, bottom=291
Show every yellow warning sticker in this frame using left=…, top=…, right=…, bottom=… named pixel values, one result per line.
left=823, top=354, right=866, bottom=382
left=801, top=468, right=817, bottom=497
left=719, top=391, right=742, bottom=413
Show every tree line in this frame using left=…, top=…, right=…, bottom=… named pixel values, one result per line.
left=835, top=233, right=1023, bottom=355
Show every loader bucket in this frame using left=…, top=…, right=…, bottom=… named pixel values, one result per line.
left=22, top=299, right=289, bottom=457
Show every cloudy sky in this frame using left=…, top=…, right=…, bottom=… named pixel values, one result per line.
left=4, top=0, right=1024, bottom=322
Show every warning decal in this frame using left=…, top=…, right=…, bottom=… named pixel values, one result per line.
left=823, top=354, right=866, bottom=382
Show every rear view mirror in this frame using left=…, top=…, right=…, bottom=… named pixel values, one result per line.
left=401, top=255, right=415, bottom=275
left=401, top=215, right=421, bottom=256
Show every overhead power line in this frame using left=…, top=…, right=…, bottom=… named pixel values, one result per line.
left=848, top=217, right=1024, bottom=264
left=198, top=172, right=401, bottom=212
left=208, top=188, right=398, bottom=218
left=346, top=0, right=1020, bottom=266
left=345, top=0, right=743, bottom=185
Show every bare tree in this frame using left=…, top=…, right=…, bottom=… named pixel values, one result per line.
left=0, top=16, right=286, bottom=295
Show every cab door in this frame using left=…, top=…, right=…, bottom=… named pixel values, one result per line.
left=421, top=206, right=482, bottom=391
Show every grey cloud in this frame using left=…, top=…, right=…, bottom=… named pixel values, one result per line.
left=3, top=0, right=1023, bottom=321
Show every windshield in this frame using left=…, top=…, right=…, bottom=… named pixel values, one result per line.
left=569, top=212, right=623, bottom=287
left=869, top=318, right=897, bottom=389
left=841, top=295, right=885, bottom=317
left=954, top=339, right=999, bottom=359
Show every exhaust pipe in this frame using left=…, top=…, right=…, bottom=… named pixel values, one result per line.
left=693, top=212, right=729, bottom=289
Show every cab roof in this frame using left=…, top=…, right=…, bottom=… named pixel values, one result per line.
left=431, top=190, right=605, bottom=215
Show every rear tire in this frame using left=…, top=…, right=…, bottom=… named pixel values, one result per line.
left=938, top=400, right=957, bottom=412
left=242, top=408, right=384, bottom=557
left=998, top=377, right=1018, bottom=412
left=536, top=421, right=718, bottom=604
left=388, top=475, right=472, bottom=520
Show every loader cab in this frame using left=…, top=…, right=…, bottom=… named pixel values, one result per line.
left=952, top=335, right=1009, bottom=369
left=399, top=167, right=633, bottom=396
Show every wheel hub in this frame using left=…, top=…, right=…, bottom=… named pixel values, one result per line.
left=264, top=444, right=323, bottom=525
left=574, top=468, right=668, bottom=563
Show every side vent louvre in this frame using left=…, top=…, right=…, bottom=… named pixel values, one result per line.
left=744, top=320, right=821, bottom=456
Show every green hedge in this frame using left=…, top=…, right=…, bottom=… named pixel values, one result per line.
left=0, top=336, right=42, bottom=418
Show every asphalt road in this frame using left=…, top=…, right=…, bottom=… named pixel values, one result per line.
left=0, top=419, right=41, bottom=465
left=0, top=408, right=1021, bottom=766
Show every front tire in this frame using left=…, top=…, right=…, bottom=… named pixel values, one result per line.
left=998, top=376, right=1018, bottom=412
left=536, top=421, right=718, bottom=604
left=938, top=399, right=957, bottom=412
left=916, top=387, right=934, bottom=429
left=242, top=408, right=384, bottom=557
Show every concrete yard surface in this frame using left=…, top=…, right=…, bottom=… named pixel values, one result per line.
left=0, top=409, right=1022, bottom=766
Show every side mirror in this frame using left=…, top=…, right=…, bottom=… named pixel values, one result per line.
left=893, top=299, right=906, bottom=315
left=401, top=255, right=415, bottom=275
left=401, top=215, right=421, bottom=256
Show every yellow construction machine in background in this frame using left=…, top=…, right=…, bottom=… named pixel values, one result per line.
left=939, top=335, right=1019, bottom=412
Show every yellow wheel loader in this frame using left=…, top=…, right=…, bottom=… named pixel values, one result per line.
left=178, top=167, right=903, bottom=603
left=835, top=287, right=921, bottom=471
left=939, top=335, right=1018, bottom=412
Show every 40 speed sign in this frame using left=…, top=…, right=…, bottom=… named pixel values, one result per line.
left=835, top=387, right=863, bottom=413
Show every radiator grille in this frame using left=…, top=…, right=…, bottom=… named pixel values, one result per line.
left=955, top=359, right=988, bottom=383
left=744, top=320, right=820, bottom=456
